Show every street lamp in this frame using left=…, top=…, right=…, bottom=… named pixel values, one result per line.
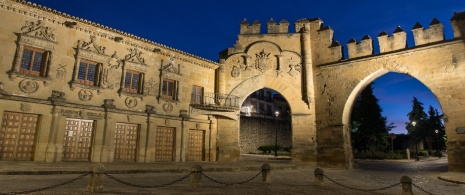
left=274, top=111, right=280, bottom=157
left=435, top=129, right=439, bottom=150
left=412, top=121, right=419, bottom=161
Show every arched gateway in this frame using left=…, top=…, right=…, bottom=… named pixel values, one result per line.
left=0, top=1, right=464, bottom=173
left=217, top=15, right=465, bottom=171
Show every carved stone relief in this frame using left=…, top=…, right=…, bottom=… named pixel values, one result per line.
left=19, top=79, right=38, bottom=93
left=56, top=64, right=67, bottom=80
left=21, top=20, right=55, bottom=41
left=143, top=78, right=159, bottom=96
left=78, top=89, right=93, bottom=101
left=125, top=48, right=145, bottom=65
left=163, top=102, right=173, bottom=113
left=196, top=123, right=201, bottom=129
left=255, top=49, right=271, bottom=73
left=125, top=97, right=137, bottom=108
left=20, top=103, right=31, bottom=111
left=127, top=115, right=134, bottom=122
left=101, top=57, right=121, bottom=90
left=79, top=35, right=106, bottom=54
left=163, top=55, right=179, bottom=73
left=288, top=64, right=301, bottom=78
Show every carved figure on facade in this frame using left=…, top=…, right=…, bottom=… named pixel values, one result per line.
left=56, top=64, right=67, bottom=80
left=78, top=89, right=93, bottom=101
left=125, top=48, right=145, bottom=65
left=240, top=55, right=253, bottom=71
left=163, top=102, right=173, bottom=113
left=21, top=20, right=55, bottom=41
left=19, top=79, right=38, bottom=93
left=143, top=78, right=159, bottom=96
left=103, top=99, right=116, bottom=109
left=125, top=97, right=137, bottom=108
left=101, top=56, right=122, bottom=89
left=255, top=49, right=271, bottom=73
left=51, top=90, right=65, bottom=98
left=231, top=65, right=240, bottom=78
left=163, top=54, right=179, bottom=74
left=78, top=35, right=106, bottom=54
left=20, top=103, right=31, bottom=112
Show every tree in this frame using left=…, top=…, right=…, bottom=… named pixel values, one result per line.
left=406, top=97, right=428, bottom=156
left=351, top=83, right=390, bottom=152
left=425, top=105, right=444, bottom=150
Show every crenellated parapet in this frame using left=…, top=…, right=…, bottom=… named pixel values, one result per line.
left=240, top=19, right=261, bottom=34
left=377, top=26, right=407, bottom=53
left=267, top=18, right=289, bottom=34
left=347, top=35, right=373, bottom=59
left=412, top=18, right=444, bottom=46
left=450, top=11, right=465, bottom=38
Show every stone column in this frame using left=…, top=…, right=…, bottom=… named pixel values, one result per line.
left=100, top=99, right=116, bottom=163
left=300, top=23, right=314, bottom=107
left=217, top=59, right=226, bottom=95
left=45, top=106, right=61, bottom=162
left=144, top=106, right=157, bottom=162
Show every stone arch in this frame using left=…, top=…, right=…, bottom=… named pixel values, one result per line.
left=245, top=41, right=283, bottom=54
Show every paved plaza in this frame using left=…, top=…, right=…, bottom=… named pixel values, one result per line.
left=0, top=155, right=464, bottom=195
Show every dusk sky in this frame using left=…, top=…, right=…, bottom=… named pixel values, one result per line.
left=27, top=1, right=465, bottom=134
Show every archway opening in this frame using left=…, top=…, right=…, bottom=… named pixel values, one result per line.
left=349, top=72, right=445, bottom=161
left=239, top=88, right=292, bottom=157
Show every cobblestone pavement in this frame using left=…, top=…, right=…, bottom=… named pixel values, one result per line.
left=0, top=158, right=464, bottom=195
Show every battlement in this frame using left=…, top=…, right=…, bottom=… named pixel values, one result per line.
left=347, top=35, right=373, bottom=59
left=377, top=26, right=407, bottom=53
left=267, top=18, right=290, bottom=33
left=240, top=19, right=261, bottom=34
left=451, top=11, right=465, bottom=38
left=412, top=18, right=444, bottom=46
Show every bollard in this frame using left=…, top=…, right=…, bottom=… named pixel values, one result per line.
left=190, top=165, right=203, bottom=188
left=261, top=163, right=271, bottom=183
left=87, top=163, right=105, bottom=193
left=314, top=168, right=324, bottom=186
left=400, top=176, right=413, bottom=195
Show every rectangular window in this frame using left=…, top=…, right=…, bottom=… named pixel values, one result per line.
left=162, top=78, right=177, bottom=100
left=77, top=60, right=99, bottom=86
left=259, top=90, right=265, bottom=100
left=191, top=86, right=203, bottom=104
left=124, top=70, right=142, bottom=93
left=20, top=47, right=48, bottom=77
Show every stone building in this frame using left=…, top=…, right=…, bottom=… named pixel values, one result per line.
left=0, top=0, right=465, bottom=173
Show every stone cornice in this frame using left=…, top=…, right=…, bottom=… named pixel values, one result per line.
left=1, top=0, right=219, bottom=70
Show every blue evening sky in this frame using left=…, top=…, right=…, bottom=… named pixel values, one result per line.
left=26, top=0, right=465, bottom=134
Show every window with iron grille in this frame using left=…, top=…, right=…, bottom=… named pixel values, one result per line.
left=77, top=60, right=100, bottom=86
left=124, top=70, right=143, bottom=94
left=19, top=47, right=49, bottom=77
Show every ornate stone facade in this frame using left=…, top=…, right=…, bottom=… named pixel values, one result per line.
left=0, top=1, right=464, bottom=173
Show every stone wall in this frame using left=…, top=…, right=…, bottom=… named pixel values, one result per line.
left=240, top=116, right=291, bottom=154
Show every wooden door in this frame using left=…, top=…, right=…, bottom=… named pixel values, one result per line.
left=188, top=130, right=204, bottom=161
left=0, top=112, right=38, bottom=161
left=114, top=123, right=138, bottom=162
left=62, top=119, right=93, bottom=161
left=154, top=127, right=174, bottom=161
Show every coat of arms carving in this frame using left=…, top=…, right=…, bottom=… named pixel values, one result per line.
left=255, top=49, right=271, bottom=73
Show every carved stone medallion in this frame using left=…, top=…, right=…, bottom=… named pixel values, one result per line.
left=231, top=65, right=240, bottom=78
left=125, top=97, right=137, bottom=108
left=163, top=102, right=173, bottom=113
left=19, top=79, right=38, bottom=93
left=78, top=89, right=93, bottom=101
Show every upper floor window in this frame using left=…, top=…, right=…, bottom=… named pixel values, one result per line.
left=124, top=70, right=143, bottom=94
left=191, top=85, right=203, bottom=104
left=77, top=60, right=100, bottom=86
left=19, top=47, right=49, bottom=77
left=162, top=78, right=178, bottom=100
